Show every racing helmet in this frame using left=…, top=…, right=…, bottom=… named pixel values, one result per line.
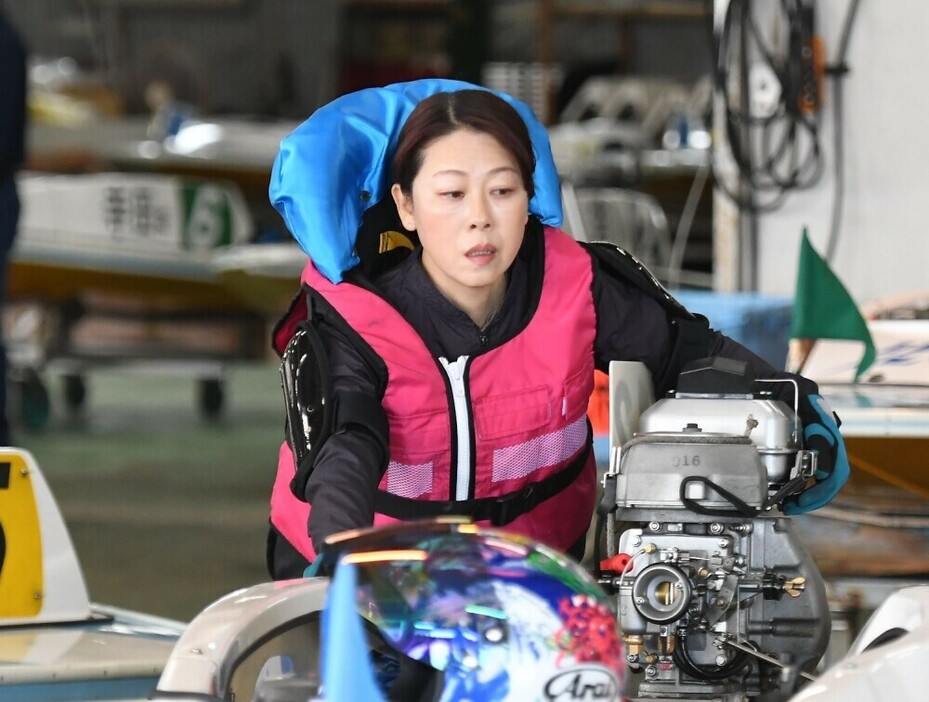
left=319, top=519, right=626, bottom=702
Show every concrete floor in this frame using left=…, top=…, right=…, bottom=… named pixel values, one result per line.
left=16, top=361, right=284, bottom=622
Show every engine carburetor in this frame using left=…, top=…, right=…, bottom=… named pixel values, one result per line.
left=601, top=358, right=829, bottom=701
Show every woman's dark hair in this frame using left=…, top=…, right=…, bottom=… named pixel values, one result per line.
left=391, top=90, right=536, bottom=199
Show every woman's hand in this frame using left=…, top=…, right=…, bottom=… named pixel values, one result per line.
left=784, top=394, right=850, bottom=514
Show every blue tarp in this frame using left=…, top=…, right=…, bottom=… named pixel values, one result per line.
left=674, top=290, right=793, bottom=370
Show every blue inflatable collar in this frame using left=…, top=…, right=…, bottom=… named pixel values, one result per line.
left=269, top=79, right=563, bottom=283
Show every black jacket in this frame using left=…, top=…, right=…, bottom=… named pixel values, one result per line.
left=296, top=222, right=817, bottom=552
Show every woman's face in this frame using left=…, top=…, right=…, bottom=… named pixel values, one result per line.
left=391, top=128, right=529, bottom=309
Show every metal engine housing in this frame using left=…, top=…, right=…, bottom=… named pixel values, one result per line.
left=602, top=364, right=830, bottom=701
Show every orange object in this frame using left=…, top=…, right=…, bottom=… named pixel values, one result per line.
left=588, top=370, right=610, bottom=437
left=799, top=34, right=826, bottom=113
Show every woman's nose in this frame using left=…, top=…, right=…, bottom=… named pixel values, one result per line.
left=469, top=194, right=491, bottom=229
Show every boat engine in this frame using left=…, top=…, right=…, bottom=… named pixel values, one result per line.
left=599, top=358, right=830, bottom=701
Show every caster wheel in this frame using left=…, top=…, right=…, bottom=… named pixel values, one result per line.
left=62, top=374, right=87, bottom=413
left=198, top=378, right=224, bottom=419
left=18, top=370, right=51, bottom=431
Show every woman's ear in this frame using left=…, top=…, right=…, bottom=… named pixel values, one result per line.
left=390, top=183, right=416, bottom=232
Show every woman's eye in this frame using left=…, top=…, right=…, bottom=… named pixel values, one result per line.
left=492, top=187, right=515, bottom=197
left=440, top=190, right=464, bottom=199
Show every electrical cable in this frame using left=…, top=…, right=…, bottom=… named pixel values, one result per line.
left=824, top=0, right=863, bottom=263
left=673, top=630, right=751, bottom=681
left=668, top=162, right=711, bottom=289
left=713, top=0, right=825, bottom=214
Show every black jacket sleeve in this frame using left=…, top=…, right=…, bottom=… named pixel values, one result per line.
left=591, top=266, right=818, bottom=405
left=302, top=315, right=386, bottom=552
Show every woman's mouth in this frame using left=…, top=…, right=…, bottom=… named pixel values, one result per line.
left=466, top=245, right=497, bottom=262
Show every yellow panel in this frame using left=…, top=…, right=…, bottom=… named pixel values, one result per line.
left=0, top=455, right=44, bottom=618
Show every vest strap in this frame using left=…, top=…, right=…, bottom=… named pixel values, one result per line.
left=374, top=443, right=590, bottom=526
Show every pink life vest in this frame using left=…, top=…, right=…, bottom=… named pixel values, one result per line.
left=270, top=226, right=597, bottom=561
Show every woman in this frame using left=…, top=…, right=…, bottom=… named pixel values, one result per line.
left=267, top=81, right=846, bottom=579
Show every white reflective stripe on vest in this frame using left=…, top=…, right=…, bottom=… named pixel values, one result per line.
left=440, top=355, right=471, bottom=500
left=386, top=459, right=434, bottom=498
left=491, top=414, right=589, bottom=483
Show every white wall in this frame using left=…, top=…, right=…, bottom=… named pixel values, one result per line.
left=735, top=1, right=929, bottom=304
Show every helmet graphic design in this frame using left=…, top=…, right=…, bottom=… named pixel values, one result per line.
left=321, top=519, right=625, bottom=702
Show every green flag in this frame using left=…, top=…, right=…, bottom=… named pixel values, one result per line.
left=790, top=229, right=876, bottom=380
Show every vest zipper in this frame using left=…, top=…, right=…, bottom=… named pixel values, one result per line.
left=439, top=355, right=473, bottom=500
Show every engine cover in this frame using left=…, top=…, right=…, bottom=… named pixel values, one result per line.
left=615, top=432, right=767, bottom=515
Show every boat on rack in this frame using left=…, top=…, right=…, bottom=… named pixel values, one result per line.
left=0, top=448, right=185, bottom=701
